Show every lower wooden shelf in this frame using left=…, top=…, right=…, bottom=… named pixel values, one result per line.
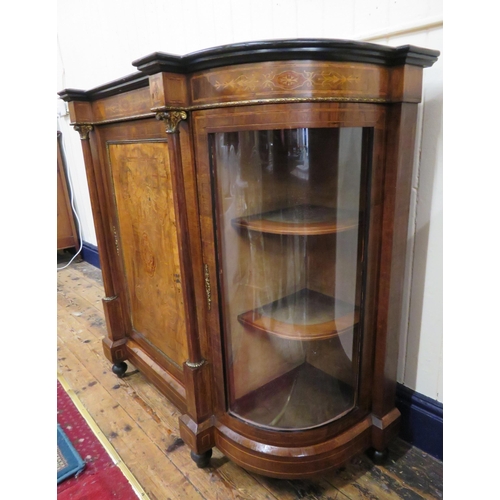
left=232, top=204, right=359, bottom=235
left=231, top=363, right=355, bottom=430
left=237, top=288, right=359, bottom=341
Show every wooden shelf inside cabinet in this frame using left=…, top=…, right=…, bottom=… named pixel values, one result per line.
left=232, top=204, right=359, bottom=235
left=238, top=288, right=359, bottom=341
left=232, top=362, right=354, bottom=430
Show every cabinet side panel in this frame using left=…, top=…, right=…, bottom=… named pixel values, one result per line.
left=373, top=103, right=419, bottom=418
left=108, top=141, right=189, bottom=367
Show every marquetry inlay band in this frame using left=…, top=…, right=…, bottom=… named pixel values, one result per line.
left=212, top=69, right=360, bottom=93
left=152, top=96, right=389, bottom=114
left=69, top=97, right=389, bottom=129
left=71, top=113, right=157, bottom=128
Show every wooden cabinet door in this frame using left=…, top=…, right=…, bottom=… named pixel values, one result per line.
left=106, top=139, right=189, bottom=370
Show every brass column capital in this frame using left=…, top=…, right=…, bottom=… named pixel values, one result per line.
left=156, top=111, right=187, bottom=134
left=73, top=124, right=93, bottom=140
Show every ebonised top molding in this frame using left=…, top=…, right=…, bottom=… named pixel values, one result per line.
left=58, top=39, right=439, bottom=102
left=58, top=72, right=149, bottom=102
left=132, top=38, right=440, bottom=75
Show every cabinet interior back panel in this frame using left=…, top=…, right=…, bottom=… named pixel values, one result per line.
left=108, top=141, right=188, bottom=367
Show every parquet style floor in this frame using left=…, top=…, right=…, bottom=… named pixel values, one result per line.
left=57, top=258, right=443, bottom=500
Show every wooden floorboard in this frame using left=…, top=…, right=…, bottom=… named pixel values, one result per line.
left=57, top=260, right=443, bottom=500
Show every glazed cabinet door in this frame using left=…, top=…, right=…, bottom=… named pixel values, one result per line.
left=194, top=103, right=385, bottom=439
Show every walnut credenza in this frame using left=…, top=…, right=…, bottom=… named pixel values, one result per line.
left=59, top=39, right=439, bottom=478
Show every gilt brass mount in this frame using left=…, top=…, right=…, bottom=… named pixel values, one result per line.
left=156, top=111, right=188, bottom=134
left=204, top=264, right=212, bottom=311
left=185, top=359, right=206, bottom=369
left=73, top=124, right=93, bottom=140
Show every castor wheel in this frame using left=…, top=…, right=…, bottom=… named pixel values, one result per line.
left=190, top=449, right=212, bottom=468
left=112, top=361, right=128, bottom=378
left=366, top=447, right=389, bottom=465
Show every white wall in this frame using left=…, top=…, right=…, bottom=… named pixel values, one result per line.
left=57, top=0, right=443, bottom=402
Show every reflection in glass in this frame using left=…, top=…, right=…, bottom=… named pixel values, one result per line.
left=211, top=127, right=371, bottom=430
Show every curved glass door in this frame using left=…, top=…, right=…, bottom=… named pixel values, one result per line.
left=210, top=127, right=371, bottom=431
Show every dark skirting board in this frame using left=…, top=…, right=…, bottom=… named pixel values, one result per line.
left=81, top=241, right=100, bottom=269
left=395, top=384, right=443, bottom=461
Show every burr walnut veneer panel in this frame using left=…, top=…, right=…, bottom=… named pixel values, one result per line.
left=108, top=141, right=188, bottom=368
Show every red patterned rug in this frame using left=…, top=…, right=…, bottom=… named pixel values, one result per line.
left=57, top=380, right=140, bottom=499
